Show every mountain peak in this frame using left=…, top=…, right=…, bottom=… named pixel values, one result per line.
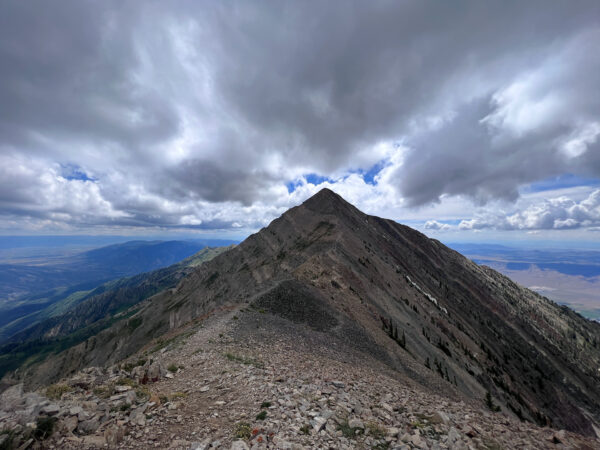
left=300, top=188, right=356, bottom=216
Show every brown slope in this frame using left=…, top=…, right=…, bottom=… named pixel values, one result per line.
left=14, top=188, right=600, bottom=436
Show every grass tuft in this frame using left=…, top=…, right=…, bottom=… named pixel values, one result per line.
left=224, top=352, right=264, bottom=368
left=336, top=419, right=362, bottom=439
left=366, top=421, right=386, bottom=439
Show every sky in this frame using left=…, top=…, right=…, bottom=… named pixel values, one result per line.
left=0, top=1, right=599, bottom=243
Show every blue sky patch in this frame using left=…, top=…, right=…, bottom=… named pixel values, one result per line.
left=340, top=159, right=388, bottom=186
left=361, top=160, right=387, bottom=185
left=61, top=164, right=96, bottom=182
left=305, top=173, right=332, bottom=185
left=524, top=174, right=600, bottom=193
left=287, top=173, right=334, bottom=193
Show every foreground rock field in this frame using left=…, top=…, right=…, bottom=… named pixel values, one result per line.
left=2, top=308, right=598, bottom=450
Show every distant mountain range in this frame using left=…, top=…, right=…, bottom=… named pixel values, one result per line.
left=0, top=235, right=239, bottom=250
left=0, top=245, right=231, bottom=379
left=3, top=189, right=598, bottom=438
left=0, top=239, right=236, bottom=341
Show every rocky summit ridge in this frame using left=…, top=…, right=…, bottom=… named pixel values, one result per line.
left=1, top=188, right=600, bottom=449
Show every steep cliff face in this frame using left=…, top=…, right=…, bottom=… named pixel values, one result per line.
left=12, top=189, right=600, bottom=436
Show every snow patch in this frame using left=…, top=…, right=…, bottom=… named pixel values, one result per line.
left=405, top=275, right=448, bottom=315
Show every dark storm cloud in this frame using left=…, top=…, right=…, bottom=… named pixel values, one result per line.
left=0, top=0, right=599, bottom=231
left=197, top=1, right=600, bottom=178
left=162, top=159, right=280, bottom=206
left=397, top=99, right=576, bottom=206
left=0, top=1, right=179, bottom=152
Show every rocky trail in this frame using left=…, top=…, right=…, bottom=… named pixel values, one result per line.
left=2, top=307, right=598, bottom=450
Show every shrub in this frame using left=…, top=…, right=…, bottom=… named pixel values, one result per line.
left=93, top=385, right=112, bottom=399
left=123, top=358, right=147, bottom=371
left=34, top=416, right=57, bottom=440
left=116, top=377, right=137, bottom=387
left=122, top=362, right=135, bottom=372
left=256, top=411, right=267, bottom=420
left=233, top=422, right=252, bottom=440
left=167, top=364, right=178, bottom=373
left=45, top=384, right=71, bottom=400
left=224, top=353, right=264, bottom=368
left=299, top=424, right=311, bottom=435
left=485, top=391, right=501, bottom=412
left=0, top=429, right=16, bottom=450
left=135, top=386, right=150, bottom=401
left=127, top=317, right=143, bottom=332
left=260, top=401, right=271, bottom=408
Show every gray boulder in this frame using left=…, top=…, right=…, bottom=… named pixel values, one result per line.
left=0, top=384, right=24, bottom=411
left=230, top=441, right=250, bottom=450
left=131, top=365, right=146, bottom=381
left=104, top=424, right=125, bottom=445
left=61, top=415, right=79, bottom=434
left=147, top=361, right=165, bottom=381
left=130, top=408, right=146, bottom=426
left=77, top=416, right=100, bottom=435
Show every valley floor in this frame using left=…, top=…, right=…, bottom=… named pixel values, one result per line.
left=2, top=307, right=598, bottom=450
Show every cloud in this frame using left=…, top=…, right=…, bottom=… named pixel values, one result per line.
left=458, top=189, right=600, bottom=231
left=397, top=27, right=600, bottom=206
left=424, top=220, right=450, bottom=231
left=0, top=155, right=128, bottom=226
left=0, top=1, right=599, bottom=233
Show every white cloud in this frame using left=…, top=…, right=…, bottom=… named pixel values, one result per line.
left=424, top=220, right=450, bottom=231
left=458, top=189, right=600, bottom=231
left=0, top=155, right=127, bottom=226
left=560, top=122, right=600, bottom=158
